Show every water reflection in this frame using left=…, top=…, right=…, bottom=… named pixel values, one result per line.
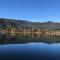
left=0, top=33, right=60, bottom=44
left=0, top=43, right=60, bottom=60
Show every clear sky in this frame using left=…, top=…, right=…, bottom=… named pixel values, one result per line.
left=0, top=0, right=60, bottom=22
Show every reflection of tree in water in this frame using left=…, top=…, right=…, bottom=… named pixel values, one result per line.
left=0, top=33, right=60, bottom=44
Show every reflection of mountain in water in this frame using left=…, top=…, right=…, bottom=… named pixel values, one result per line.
left=0, top=33, right=60, bottom=44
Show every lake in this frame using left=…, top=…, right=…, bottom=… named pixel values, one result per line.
left=0, top=34, right=60, bottom=60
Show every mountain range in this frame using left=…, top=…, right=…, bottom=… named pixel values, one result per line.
left=0, top=18, right=60, bottom=30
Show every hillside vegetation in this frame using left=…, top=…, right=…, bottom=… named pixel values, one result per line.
left=0, top=18, right=60, bottom=30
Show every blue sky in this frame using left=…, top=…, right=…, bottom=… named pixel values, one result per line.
left=0, top=0, right=60, bottom=22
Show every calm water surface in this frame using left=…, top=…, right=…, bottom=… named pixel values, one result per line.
left=0, top=43, right=60, bottom=60
left=0, top=34, right=60, bottom=60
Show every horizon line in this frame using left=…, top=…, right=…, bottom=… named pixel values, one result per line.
left=0, top=17, right=60, bottom=23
